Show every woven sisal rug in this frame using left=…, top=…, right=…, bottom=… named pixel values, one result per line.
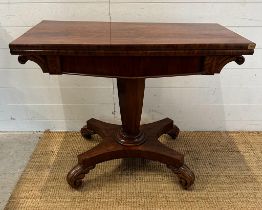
left=4, top=131, right=262, bottom=210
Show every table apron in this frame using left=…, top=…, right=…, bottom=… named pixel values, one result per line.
left=59, top=56, right=203, bottom=78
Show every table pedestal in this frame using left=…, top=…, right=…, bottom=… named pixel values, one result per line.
left=67, top=78, right=195, bottom=189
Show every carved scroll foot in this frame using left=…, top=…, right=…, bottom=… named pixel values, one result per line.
left=67, top=164, right=95, bottom=189
left=168, top=164, right=195, bottom=189
left=80, top=125, right=94, bottom=139
left=80, top=118, right=119, bottom=140
left=167, top=125, right=180, bottom=139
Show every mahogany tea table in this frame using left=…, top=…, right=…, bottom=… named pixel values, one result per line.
left=9, top=21, right=255, bottom=189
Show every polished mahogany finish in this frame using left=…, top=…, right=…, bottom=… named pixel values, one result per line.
left=117, top=78, right=145, bottom=145
left=10, top=21, right=254, bottom=78
left=10, top=21, right=255, bottom=51
left=9, top=21, right=255, bottom=190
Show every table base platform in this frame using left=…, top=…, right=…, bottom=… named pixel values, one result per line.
left=66, top=118, right=195, bottom=189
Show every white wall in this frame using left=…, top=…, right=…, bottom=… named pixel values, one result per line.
left=0, top=0, right=262, bottom=131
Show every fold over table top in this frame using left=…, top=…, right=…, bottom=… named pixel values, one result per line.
left=10, top=21, right=255, bottom=56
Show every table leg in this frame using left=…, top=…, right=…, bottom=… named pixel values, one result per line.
left=116, top=78, right=146, bottom=145
left=67, top=78, right=195, bottom=189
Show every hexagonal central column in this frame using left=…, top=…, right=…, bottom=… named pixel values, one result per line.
left=116, top=78, right=145, bottom=146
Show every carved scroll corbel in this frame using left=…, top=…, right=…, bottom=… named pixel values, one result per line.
left=18, top=55, right=48, bottom=73
left=203, top=55, right=245, bottom=75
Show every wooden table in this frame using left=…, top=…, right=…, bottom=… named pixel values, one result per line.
left=9, top=21, right=255, bottom=189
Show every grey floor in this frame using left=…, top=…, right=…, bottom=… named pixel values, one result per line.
left=0, top=132, right=41, bottom=210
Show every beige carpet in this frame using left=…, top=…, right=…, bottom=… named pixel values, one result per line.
left=4, top=131, right=262, bottom=210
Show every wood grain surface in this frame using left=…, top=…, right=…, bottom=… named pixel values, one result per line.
left=9, top=21, right=255, bottom=51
